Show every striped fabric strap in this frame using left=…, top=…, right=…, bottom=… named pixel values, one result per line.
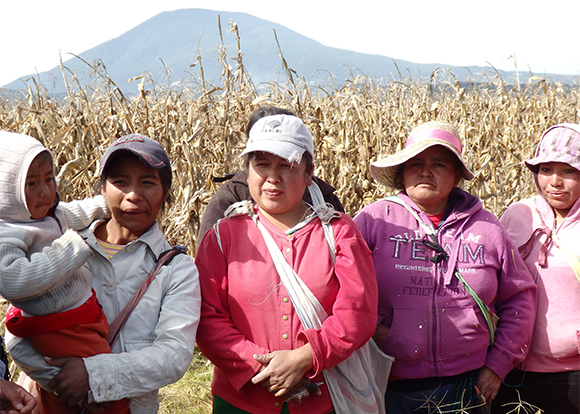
left=308, top=181, right=339, bottom=263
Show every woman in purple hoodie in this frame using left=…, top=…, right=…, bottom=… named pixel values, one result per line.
left=354, top=121, right=537, bottom=414
left=495, top=123, right=580, bottom=414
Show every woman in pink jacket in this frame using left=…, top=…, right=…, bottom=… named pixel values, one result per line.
left=495, top=123, right=580, bottom=413
left=195, top=114, right=379, bottom=414
left=354, top=121, right=537, bottom=414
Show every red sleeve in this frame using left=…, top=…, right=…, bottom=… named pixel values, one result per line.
left=194, top=224, right=269, bottom=392
left=302, top=216, right=379, bottom=375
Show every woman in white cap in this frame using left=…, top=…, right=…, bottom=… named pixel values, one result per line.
left=195, top=114, right=379, bottom=414
left=353, top=121, right=537, bottom=413
left=7, top=134, right=201, bottom=414
left=197, top=105, right=344, bottom=244
left=494, top=123, right=580, bottom=413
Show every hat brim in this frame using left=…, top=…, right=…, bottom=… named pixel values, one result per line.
left=370, top=139, right=474, bottom=189
left=525, top=153, right=580, bottom=172
left=100, top=148, right=168, bottom=173
left=524, top=123, right=580, bottom=172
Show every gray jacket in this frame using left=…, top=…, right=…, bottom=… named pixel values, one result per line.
left=7, top=220, right=201, bottom=413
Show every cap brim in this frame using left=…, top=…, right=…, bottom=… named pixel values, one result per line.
left=239, top=140, right=306, bottom=163
left=99, top=148, right=169, bottom=175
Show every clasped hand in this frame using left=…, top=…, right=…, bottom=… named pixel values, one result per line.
left=251, top=345, right=319, bottom=402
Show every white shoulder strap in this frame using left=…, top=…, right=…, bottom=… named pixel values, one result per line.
left=384, top=195, right=436, bottom=236
left=308, top=181, right=340, bottom=263
left=213, top=219, right=223, bottom=252
left=213, top=200, right=255, bottom=253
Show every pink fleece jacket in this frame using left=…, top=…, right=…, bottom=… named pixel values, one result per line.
left=195, top=206, right=378, bottom=414
left=354, top=188, right=537, bottom=381
left=501, top=194, right=580, bottom=372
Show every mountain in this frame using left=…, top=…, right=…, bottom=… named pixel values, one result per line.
left=1, top=9, right=575, bottom=95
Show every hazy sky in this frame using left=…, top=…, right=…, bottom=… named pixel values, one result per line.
left=2, top=0, right=579, bottom=86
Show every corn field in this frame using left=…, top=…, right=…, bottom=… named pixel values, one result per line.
left=1, top=21, right=578, bottom=413
left=1, top=51, right=579, bottom=255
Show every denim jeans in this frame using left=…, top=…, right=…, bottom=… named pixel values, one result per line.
left=385, top=370, right=486, bottom=414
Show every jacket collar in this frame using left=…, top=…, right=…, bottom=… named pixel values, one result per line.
left=397, top=187, right=482, bottom=228
left=83, top=219, right=168, bottom=259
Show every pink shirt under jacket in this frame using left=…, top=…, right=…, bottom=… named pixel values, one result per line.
left=501, top=194, right=580, bottom=372
left=354, top=189, right=537, bottom=381
left=195, top=207, right=378, bottom=414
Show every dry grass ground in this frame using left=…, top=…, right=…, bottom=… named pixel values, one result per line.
left=1, top=21, right=576, bottom=413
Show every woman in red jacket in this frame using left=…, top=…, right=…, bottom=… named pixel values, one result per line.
left=195, top=114, right=379, bottom=414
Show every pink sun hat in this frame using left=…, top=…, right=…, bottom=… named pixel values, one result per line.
left=370, top=121, right=474, bottom=189
left=525, top=123, right=580, bottom=172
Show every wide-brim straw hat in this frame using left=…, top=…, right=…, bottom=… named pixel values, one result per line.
left=525, top=123, right=580, bottom=172
left=370, top=121, right=474, bottom=189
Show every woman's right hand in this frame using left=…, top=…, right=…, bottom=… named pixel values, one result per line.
left=372, top=324, right=390, bottom=343
left=251, top=344, right=314, bottom=397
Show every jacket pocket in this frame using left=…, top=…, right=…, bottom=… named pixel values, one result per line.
left=437, top=305, right=488, bottom=360
left=379, top=307, right=431, bottom=362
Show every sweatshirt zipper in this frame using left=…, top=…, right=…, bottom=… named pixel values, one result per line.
left=431, top=228, right=440, bottom=377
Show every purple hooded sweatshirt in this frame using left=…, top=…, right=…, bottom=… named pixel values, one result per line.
left=354, top=188, right=537, bottom=381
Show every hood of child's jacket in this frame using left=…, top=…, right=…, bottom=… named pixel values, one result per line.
left=0, top=132, right=51, bottom=223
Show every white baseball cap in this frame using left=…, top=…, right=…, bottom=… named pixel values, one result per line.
left=239, top=114, right=314, bottom=164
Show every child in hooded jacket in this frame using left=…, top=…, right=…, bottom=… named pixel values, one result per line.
left=0, top=131, right=129, bottom=413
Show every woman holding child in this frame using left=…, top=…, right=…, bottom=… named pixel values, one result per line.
left=353, top=121, right=537, bottom=413
left=6, top=134, right=201, bottom=414
left=494, top=123, right=580, bottom=413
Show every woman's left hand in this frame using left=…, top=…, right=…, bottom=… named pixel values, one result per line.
left=282, top=378, right=322, bottom=404
left=251, top=344, right=313, bottom=397
left=46, top=357, right=90, bottom=407
left=476, top=366, right=502, bottom=404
